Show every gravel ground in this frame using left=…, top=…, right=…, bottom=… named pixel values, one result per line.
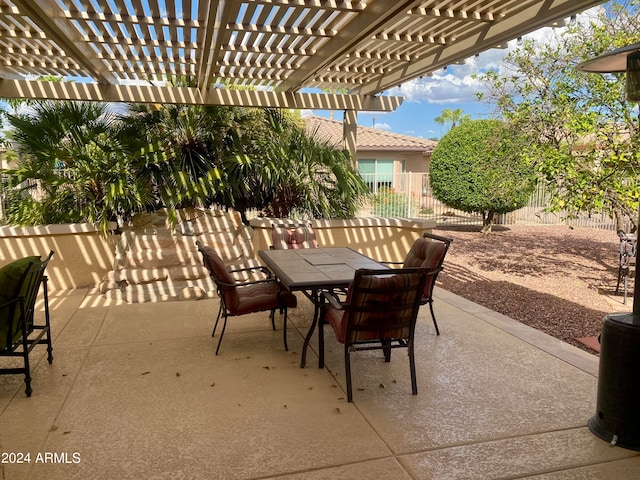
left=434, top=224, right=635, bottom=354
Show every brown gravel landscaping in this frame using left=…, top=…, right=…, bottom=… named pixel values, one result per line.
left=434, top=224, right=635, bottom=355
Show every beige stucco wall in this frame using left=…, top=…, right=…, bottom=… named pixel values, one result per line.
left=0, top=215, right=437, bottom=292
left=0, top=224, right=116, bottom=290
left=251, top=217, right=437, bottom=264
left=357, top=149, right=430, bottom=174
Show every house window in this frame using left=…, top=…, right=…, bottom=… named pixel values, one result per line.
left=358, top=159, right=393, bottom=192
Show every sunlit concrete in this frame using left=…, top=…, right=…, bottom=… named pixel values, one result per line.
left=1, top=288, right=639, bottom=480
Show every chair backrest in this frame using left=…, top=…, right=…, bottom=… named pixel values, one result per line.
left=196, top=241, right=240, bottom=311
left=401, top=232, right=452, bottom=300
left=271, top=223, right=317, bottom=250
left=341, top=268, right=428, bottom=345
left=618, top=232, right=637, bottom=267
left=0, top=251, right=54, bottom=351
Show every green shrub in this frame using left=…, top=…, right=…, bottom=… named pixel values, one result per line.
left=372, top=187, right=418, bottom=217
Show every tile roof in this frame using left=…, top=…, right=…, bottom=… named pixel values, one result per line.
left=305, top=115, right=436, bottom=153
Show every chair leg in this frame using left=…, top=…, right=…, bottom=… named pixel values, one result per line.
left=318, top=313, right=325, bottom=369
left=409, top=341, right=417, bottom=396
left=382, top=340, right=391, bottom=362
left=270, top=309, right=277, bottom=330
left=43, top=281, right=53, bottom=364
left=45, top=327, right=53, bottom=364
left=215, top=313, right=229, bottom=355
left=20, top=331, right=32, bottom=397
left=212, top=302, right=223, bottom=337
left=345, top=346, right=353, bottom=402
left=616, top=266, right=623, bottom=293
left=23, top=368, right=32, bottom=398
left=429, top=300, right=440, bottom=336
left=282, top=308, right=288, bottom=351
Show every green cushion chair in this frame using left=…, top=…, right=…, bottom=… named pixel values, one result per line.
left=0, top=251, right=54, bottom=397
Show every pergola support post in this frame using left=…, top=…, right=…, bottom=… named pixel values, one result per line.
left=343, top=110, right=358, bottom=168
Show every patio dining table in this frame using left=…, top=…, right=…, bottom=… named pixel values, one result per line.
left=258, top=247, right=388, bottom=367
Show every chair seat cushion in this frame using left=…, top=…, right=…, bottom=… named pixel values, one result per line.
left=233, top=282, right=297, bottom=315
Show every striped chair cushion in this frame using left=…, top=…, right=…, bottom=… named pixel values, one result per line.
left=199, top=246, right=241, bottom=310
left=200, top=245, right=296, bottom=314
left=326, top=272, right=422, bottom=344
left=234, top=282, right=296, bottom=315
left=402, top=237, right=445, bottom=298
left=271, top=225, right=317, bottom=249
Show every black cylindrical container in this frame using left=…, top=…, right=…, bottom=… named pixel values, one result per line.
left=588, top=313, right=640, bottom=450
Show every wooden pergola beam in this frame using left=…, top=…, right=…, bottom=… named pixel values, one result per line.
left=0, top=79, right=403, bottom=111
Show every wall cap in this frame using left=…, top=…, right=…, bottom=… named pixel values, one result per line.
left=0, top=222, right=117, bottom=237
left=250, top=217, right=436, bottom=229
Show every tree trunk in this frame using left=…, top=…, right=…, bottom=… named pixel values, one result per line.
left=614, top=208, right=626, bottom=233
left=481, top=210, right=495, bottom=234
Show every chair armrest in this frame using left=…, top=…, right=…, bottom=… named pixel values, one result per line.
left=227, top=265, right=275, bottom=283
left=320, top=290, right=346, bottom=310
left=216, top=276, right=279, bottom=289
left=378, top=261, right=403, bottom=267
left=0, top=296, right=22, bottom=310
left=227, top=266, right=273, bottom=278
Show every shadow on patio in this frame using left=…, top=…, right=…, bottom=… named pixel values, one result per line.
left=1, top=287, right=640, bottom=479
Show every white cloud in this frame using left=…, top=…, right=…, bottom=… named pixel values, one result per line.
left=372, top=122, right=391, bottom=130
left=390, top=68, right=485, bottom=104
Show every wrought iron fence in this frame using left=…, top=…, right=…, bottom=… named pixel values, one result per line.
left=359, top=172, right=620, bottom=231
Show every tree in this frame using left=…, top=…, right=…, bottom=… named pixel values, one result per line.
left=429, top=119, right=537, bottom=233
left=475, top=0, right=640, bottom=232
left=122, top=98, right=256, bottom=224
left=434, top=108, right=470, bottom=133
left=238, top=109, right=369, bottom=221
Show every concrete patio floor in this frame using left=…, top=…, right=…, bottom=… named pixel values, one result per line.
left=1, top=287, right=640, bottom=480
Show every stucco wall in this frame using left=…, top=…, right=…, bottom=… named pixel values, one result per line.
left=251, top=217, right=437, bottom=264
left=0, top=214, right=437, bottom=295
left=0, top=224, right=116, bottom=290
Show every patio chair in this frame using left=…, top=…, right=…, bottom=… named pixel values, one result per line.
left=196, top=241, right=297, bottom=354
left=616, top=231, right=637, bottom=304
left=380, top=232, right=452, bottom=335
left=318, top=267, right=430, bottom=402
left=0, top=251, right=54, bottom=397
left=270, top=223, right=317, bottom=250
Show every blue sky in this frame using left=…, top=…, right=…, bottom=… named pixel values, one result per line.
left=309, top=7, right=603, bottom=140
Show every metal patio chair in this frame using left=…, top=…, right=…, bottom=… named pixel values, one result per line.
left=0, top=251, right=54, bottom=397
left=196, top=241, right=297, bottom=354
left=270, top=223, right=318, bottom=250
left=381, top=232, right=452, bottom=335
left=616, top=231, right=637, bottom=304
left=318, top=267, right=430, bottom=402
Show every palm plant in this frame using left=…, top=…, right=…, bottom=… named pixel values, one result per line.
left=4, top=101, right=153, bottom=232
left=434, top=108, right=471, bottom=132
left=234, top=109, right=370, bottom=221
left=4, top=94, right=370, bottom=230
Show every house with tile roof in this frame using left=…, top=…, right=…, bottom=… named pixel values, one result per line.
left=305, top=114, right=436, bottom=174
left=305, top=115, right=437, bottom=206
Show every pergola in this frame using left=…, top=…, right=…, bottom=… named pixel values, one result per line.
left=0, top=0, right=607, bottom=151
